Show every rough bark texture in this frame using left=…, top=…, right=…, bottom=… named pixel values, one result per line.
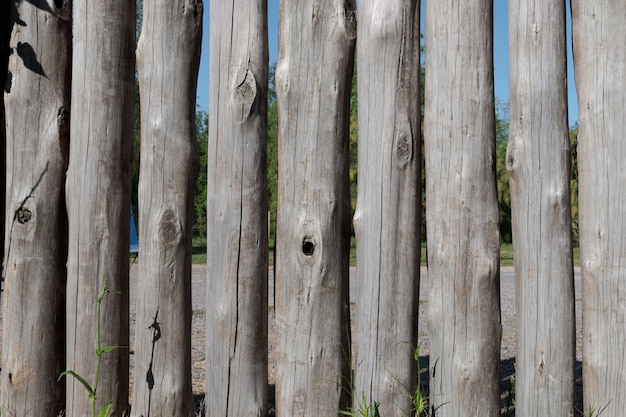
left=507, top=2, right=576, bottom=416
left=131, top=1, right=202, bottom=416
left=572, top=2, right=626, bottom=415
left=65, top=1, right=135, bottom=415
left=352, top=1, right=421, bottom=415
left=1, top=0, right=70, bottom=415
left=274, top=1, right=355, bottom=416
left=206, top=1, right=269, bottom=416
left=424, top=1, right=502, bottom=416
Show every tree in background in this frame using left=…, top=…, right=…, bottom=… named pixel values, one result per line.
left=496, top=100, right=512, bottom=243
left=569, top=123, right=579, bottom=246
left=194, top=109, right=208, bottom=237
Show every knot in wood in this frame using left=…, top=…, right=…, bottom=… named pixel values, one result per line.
left=302, top=237, right=315, bottom=256
left=394, top=130, right=413, bottom=167
left=17, top=207, right=32, bottom=224
left=233, top=68, right=258, bottom=122
left=158, top=209, right=181, bottom=248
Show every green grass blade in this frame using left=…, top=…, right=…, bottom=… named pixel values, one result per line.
left=97, top=401, right=113, bottom=417
left=58, top=370, right=96, bottom=398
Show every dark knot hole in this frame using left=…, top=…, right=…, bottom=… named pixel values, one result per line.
left=302, top=239, right=315, bottom=256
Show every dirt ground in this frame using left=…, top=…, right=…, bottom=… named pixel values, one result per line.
left=0, top=264, right=583, bottom=415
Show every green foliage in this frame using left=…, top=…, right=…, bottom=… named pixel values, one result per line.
left=194, top=109, right=209, bottom=237
left=339, top=392, right=380, bottom=417
left=267, top=64, right=278, bottom=246
left=58, top=279, right=125, bottom=417
left=495, top=100, right=512, bottom=244
left=570, top=123, right=579, bottom=246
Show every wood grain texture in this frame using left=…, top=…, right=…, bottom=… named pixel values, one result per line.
left=131, top=0, right=202, bottom=416
left=507, top=1, right=576, bottom=415
left=206, top=1, right=269, bottom=416
left=65, top=1, right=135, bottom=415
left=352, top=1, right=421, bottom=415
left=274, top=1, right=355, bottom=416
left=572, top=2, right=626, bottom=415
left=424, top=1, right=502, bottom=415
left=1, top=0, right=70, bottom=414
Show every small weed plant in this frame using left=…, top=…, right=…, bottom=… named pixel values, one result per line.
left=58, top=278, right=125, bottom=417
left=339, top=392, right=380, bottom=417
left=578, top=401, right=610, bottom=417
left=412, top=343, right=430, bottom=417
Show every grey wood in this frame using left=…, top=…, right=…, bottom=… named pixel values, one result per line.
left=507, top=1, right=576, bottom=415
left=352, top=1, right=421, bottom=415
left=65, top=1, right=135, bottom=415
left=131, top=0, right=202, bottom=416
left=1, top=0, right=70, bottom=414
left=274, top=1, right=356, bottom=416
left=572, top=2, right=626, bottom=415
left=205, top=1, right=269, bottom=416
left=424, top=1, right=502, bottom=415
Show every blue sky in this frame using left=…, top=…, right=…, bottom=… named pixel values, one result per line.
left=198, top=1, right=579, bottom=126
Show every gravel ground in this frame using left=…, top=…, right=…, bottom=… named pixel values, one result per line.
left=0, top=264, right=583, bottom=415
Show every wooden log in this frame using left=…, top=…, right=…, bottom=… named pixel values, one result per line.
left=131, top=0, right=202, bottom=416
left=572, top=2, right=626, bottom=415
left=1, top=0, right=70, bottom=414
left=507, top=1, right=576, bottom=415
left=0, top=0, right=8, bottom=268
left=65, top=0, right=135, bottom=415
left=274, top=1, right=356, bottom=416
left=352, top=0, right=421, bottom=415
left=424, top=1, right=502, bottom=415
left=206, top=1, right=269, bottom=416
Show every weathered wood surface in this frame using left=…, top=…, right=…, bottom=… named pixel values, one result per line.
left=206, top=1, right=269, bottom=416
left=274, top=1, right=355, bottom=416
left=507, top=2, right=576, bottom=415
left=424, top=1, right=502, bottom=416
left=1, top=0, right=70, bottom=415
left=0, top=0, right=9, bottom=275
left=572, top=2, right=626, bottom=415
left=65, top=1, right=135, bottom=415
left=352, top=1, right=421, bottom=414
left=131, top=1, right=202, bottom=416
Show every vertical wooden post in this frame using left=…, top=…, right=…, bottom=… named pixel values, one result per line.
left=424, top=1, right=502, bottom=415
left=508, top=1, right=575, bottom=415
left=572, top=2, right=626, bottom=415
left=66, top=0, right=135, bottom=415
left=131, top=0, right=202, bottom=416
left=275, top=1, right=356, bottom=416
left=352, top=0, right=421, bottom=414
left=1, top=0, right=70, bottom=415
left=0, top=0, right=9, bottom=276
left=206, top=1, right=269, bottom=416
